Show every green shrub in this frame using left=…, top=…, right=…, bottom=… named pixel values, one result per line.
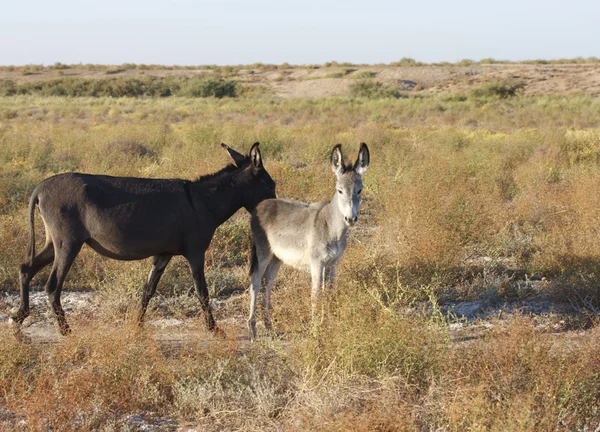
left=479, top=58, right=501, bottom=64
left=390, top=57, right=424, bottom=67
left=104, top=67, right=124, bottom=75
left=349, top=79, right=402, bottom=99
left=351, top=70, right=377, bottom=79
left=176, top=77, right=237, bottom=98
left=52, top=62, right=70, bottom=70
left=0, top=80, right=17, bottom=96
left=470, top=81, right=525, bottom=99
left=0, top=76, right=238, bottom=98
left=457, top=58, right=475, bottom=66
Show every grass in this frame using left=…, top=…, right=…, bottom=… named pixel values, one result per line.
left=1, top=79, right=600, bottom=429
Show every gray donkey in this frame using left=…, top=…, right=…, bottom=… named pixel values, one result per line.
left=247, top=143, right=370, bottom=340
left=12, top=143, right=276, bottom=338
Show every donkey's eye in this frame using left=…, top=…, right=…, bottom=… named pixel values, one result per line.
left=337, top=189, right=343, bottom=194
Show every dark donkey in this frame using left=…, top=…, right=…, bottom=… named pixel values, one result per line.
left=12, top=142, right=276, bottom=337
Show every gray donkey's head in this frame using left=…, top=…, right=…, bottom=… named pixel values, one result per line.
left=330, top=143, right=370, bottom=226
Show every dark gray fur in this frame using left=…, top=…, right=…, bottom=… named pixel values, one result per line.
left=12, top=142, right=276, bottom=338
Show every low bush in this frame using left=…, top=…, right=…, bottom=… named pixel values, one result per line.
left=349, top=79, right=403, bottom=99
left=351, top=70, right=377, bottom=79
left=389, top=57, right=424, bottom=67
left=0, top=76, right=238, bottom=98
left=470, top=81, right=525, bottom=99
left=176, top=77, right=237, bottom=98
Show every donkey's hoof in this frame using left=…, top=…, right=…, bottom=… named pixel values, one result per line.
left=247, top=321, right=257, bottom=342
left=58, top=325, right=72, bottom=337
left=8, top=308, right=28, bottom=326
left=14, top=328, right=32, bottom=344
left=212, top=326, right=227, bottom=339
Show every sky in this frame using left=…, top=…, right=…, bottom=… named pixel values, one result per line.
left=1, top=0, right=599, bottom=66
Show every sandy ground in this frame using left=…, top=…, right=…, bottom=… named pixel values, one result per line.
left=0, top=282, right=585, bottom=347
left=3, top=63, right=600, bottom=98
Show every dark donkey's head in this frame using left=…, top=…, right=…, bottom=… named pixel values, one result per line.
left=220, top=142, right=277, bottom=212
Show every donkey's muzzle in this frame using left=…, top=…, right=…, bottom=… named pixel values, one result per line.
left=344, top=216, right=358, bottom=226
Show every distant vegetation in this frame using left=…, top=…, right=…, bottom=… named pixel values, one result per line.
left=0, top=76, right=238, bottom=98
left=1, top=57, right=599, bottom=75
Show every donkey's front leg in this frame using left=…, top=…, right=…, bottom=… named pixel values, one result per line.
left=248, top=255, right=271, bottom=341
left=320, top=265, right=337, bottom=324
left=187, top=254, right=222, bottom=337
left=324, top=265, right=336, bottom=290
left=310, top=261, right=325, bottom=323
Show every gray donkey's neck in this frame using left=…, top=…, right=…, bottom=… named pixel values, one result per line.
left=321, top=193, right=349, bottom=243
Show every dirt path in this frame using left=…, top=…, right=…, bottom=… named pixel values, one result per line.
left=0, top=287, right=586, bottom=347
left=0, top=291, right=254, bottom=346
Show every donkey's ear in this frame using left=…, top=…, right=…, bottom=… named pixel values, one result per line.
left=330, top=144, right=344, bottom=175
left=249, top=142, right=263, bottom=172
left=221, top=143, right=246, bottom=167
left=353, top=143, right=370, bottom=175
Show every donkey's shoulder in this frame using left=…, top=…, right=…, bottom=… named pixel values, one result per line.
left=309, top=201, right=328, bottom=211
left=257, top=198, right=309, bottom=211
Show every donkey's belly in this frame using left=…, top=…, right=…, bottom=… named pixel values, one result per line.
left=85, top=238, right=162, bottom=260
left=272, top=245, right=310, bottom=272
left=85, top=225, right=183, bottom=260
left=83, top=211, right=185, bottom=260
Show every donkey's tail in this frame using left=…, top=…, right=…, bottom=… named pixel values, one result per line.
left=27, top=192, right=39, bottom=267
left=249, top=243, right=258, bottom=276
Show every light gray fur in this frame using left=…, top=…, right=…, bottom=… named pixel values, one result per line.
left=248, top=143, right=370, bottom=340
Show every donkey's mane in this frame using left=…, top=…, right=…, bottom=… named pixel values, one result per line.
left=338, top=160, right=355, bottom=174
left=193, top=159, right=249, bottom=185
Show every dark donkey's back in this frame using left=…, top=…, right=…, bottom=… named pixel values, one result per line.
left=12, top=142, right=276, bottom=338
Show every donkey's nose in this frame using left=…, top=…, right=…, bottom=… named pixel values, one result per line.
left=345, top=216, right=358, bottom=225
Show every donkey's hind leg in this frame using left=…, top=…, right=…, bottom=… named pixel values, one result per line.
left=248, top=253, right=271, bottom=341
left=138, top=254, right=172, bottom=323
left=44, top=241, right=83, bottom=336
left=262, top=257, right=282, bottom=332
left=13, top=241, right=55, bottom=326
